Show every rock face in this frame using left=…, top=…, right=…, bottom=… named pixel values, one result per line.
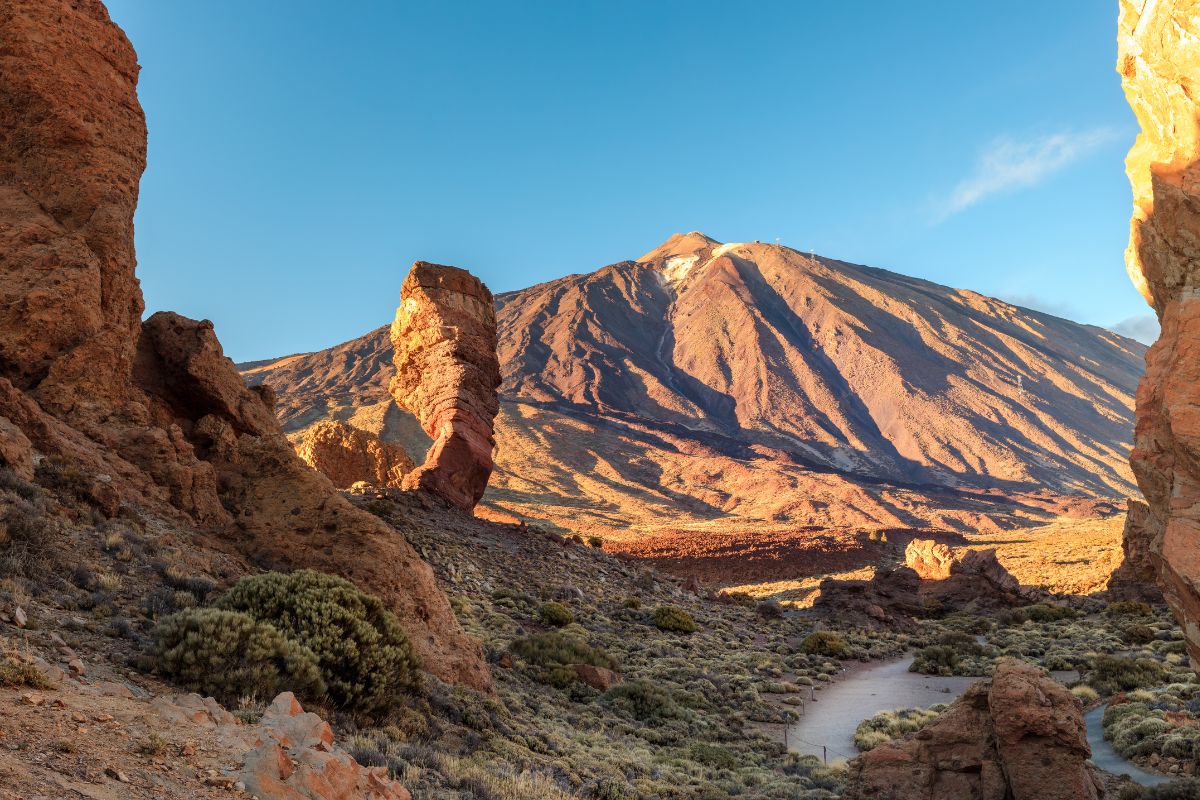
left=389, top=262, right=501, bottom=511
left=1118, top=0, right=1200, bottom=662
left=1107, top=499, right=1163, bottom=600
left=0, top=0, right=488, bottom=691
left=904, top=539, right=955, bottom=580
left=295, top=420, right=414, bottom=489
left=844, top=659, right=1102, bottom=800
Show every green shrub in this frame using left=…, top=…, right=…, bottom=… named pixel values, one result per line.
left=622, top=596, right=641, bottom=610
left=910, top=645, right=960, bottom=676
left=604, top=680, right=684, bottom=721
left=1124, top=624, right=1157, bottom=645
left=1107, top=600, right=1153, bottom=617
left=800, top=631, right=848, bottom=658
left=587, top=536, right=604, bottom=549
left=152, top=607, right=324, bottom=704
left=510, top=631, right=615, bottom=688
left=217, top=570, right=419, bottom=716
left=538, top=601, right=574, bottom=627
left=652, top=605, right=697, bottom=633
left=1015, top=603, right=1079, bottom=623
left=1087, top=655, right=1169, bottom=696
left=689, top=741, right=738, bottom=769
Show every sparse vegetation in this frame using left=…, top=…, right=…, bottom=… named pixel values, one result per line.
left=853, top=706, right=947, bottom=751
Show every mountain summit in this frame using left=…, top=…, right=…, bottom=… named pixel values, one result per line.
left=243, top=233, right=1144, bottom=569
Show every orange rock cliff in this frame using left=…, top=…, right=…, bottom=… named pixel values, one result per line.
left=0, top=0, right=489, bottom=690
left=1119, top=0, right=1200, bottom=663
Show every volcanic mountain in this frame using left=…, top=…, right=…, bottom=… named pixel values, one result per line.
left=242, top=233, right=1144, bottom=574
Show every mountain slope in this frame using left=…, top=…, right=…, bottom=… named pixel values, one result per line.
left=241, top=233, right=1144, bottom=562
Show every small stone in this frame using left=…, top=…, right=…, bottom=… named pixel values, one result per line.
left=105, top=767, right=130, bottom=783
left=180, top=741, right=196, bottom=757
left=93, top=713, right=114, bottom=723
left=67, top=659, right=85, bottom=676
left=13, top=607, right=26, bottom=629
left=21, top=692, right=45, bottom=706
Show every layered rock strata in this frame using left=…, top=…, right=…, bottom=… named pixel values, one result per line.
left=1118, top=0, right=1200, bottom=660
left=389, top=262, right=501, bottom=511
left=844, top=659, right=1102, bottom=800
left=0, top=0, right=488, bottom=690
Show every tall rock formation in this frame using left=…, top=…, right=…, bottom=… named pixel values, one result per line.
left=389, top=262, right=501, bottom=511
left=1107, top=499, right=1163, bottom=601
left=844, top=659, right=1102, bottom=800
left=1119, top=0, right=1200, bottom=662
left=0, top=0, right=488, bottom=690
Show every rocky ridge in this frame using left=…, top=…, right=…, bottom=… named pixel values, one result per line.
left=295, top=419, right=414, bottom=490
left=1118, top=0, right=1200, bottom=662
left=243, top=233, right=1142, bottom=571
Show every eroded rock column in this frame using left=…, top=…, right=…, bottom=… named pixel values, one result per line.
left=389, top=262, right=501, bottom=511
left=1119, top=0, right=1200, bottom=660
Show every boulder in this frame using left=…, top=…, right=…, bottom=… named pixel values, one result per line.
left=904, top=539, right=955, bottom=580
left=844, top=659, right=1103, bottom=800
left=294, top=420, right=414, bottom=489
left=1118, top=0, right=1200, bottom=662
left=573, top=664, right=619, bottom=691
left=389, top=262, right=501, bottom=511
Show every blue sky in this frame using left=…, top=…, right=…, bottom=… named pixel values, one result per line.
left=106, top=1, right=1154, bottom=362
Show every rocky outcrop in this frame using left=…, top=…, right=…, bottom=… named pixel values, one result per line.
left=819, top=541, right=1027, bottom=625
left=1107, top=499, right=1163, bottom=601
left=844, top=659, right=1103, bottom=800
left=1118, top=0, right=1200, bottom=662
left=904, top=539, right=955, bottom=580
left=0, top=0, right=488, bottom=691
left=295, top=420, right=414, bottom=489
left=389, top=262, right=501, bottom=511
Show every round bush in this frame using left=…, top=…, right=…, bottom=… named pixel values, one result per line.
left=800, top=631, right=848, bottom=658
left=652, top=605, right=697, bottom=633
left=538, top=601, right=574, bottom=627
left=218, top=570, right=420, bottom=716
left=152, top=607, right=324, bottom=704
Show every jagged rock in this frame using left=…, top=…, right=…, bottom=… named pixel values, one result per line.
left=1118, top=0, right=1200, bottom=662
left=389, top=262, right=501, bottom=511
left=904, top=539, right=955, bottom=580
left=294, top=420, right=414, bottom=489
left=844, top=659, right=1103, bottom=800
left=0, top=416, right=34, bottom=480
left=813, top=565, right=925, bottom=627
left=1107, top=499, right=1163, bottom=601
left=0, top=0, right=489, bottom=691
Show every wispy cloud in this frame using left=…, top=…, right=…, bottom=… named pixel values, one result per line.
left=934, top=128, right=1123, bottom=222
left=1110, top=313, right=1159, bottom=345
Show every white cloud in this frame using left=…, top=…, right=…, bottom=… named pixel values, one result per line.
left=1109, top=313, right=1159, bottom=345
left=935, top=128, right=1123, bottom=221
